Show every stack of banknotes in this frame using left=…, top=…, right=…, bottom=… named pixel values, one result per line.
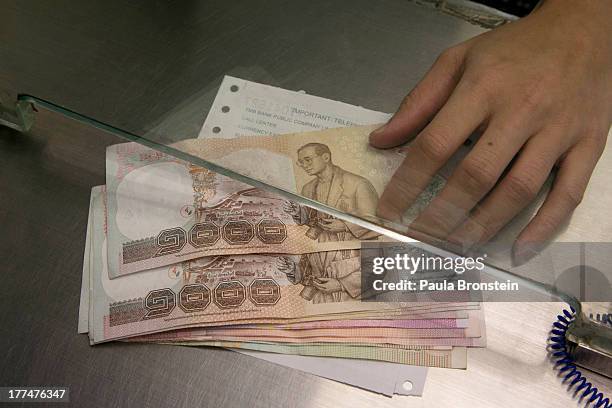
left=78, top=130, right=485, bottom=370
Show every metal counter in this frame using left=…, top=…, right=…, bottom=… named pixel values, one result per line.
left=0, top=1, right=610, bottom=406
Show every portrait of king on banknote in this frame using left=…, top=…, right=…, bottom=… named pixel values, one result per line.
left=278, top=142, right=381, bottom=304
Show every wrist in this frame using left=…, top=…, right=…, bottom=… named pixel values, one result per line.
left=533, top=0, right=612, bottom=58
left=538, top=0, right=612, bottom=12
left=536, top=0, right=612, bottom=24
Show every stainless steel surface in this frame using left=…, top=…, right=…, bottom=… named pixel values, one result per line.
left=1, top=1, right=610, bottom=407
left=573, top=343, right=612, bottom=379
left=0, top=0, right=483, bottom=136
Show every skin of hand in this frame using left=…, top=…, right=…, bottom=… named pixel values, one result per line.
left=369, top=0, right=612, bottom=262
left=317, top=218, right=348, bottom=233
left=313, top=277, right=343, bottom=293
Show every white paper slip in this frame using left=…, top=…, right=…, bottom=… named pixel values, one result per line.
left=235, top=349, right=427, bottom=397
left=198, top=75, right=391, bottom=139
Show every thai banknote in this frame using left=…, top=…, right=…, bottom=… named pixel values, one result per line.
left=138, top=334, right=482, bottom=348
left=153, top=325, right=480, bottom=340
left=173, top=124, right=458, bottom=233
left=251, top=315, right=471, bottom=329
left=155, top=340, right=468, bottom=369
left=105, top=142, right=387, bottom=278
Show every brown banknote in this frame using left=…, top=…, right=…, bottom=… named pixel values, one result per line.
left=152, top=340, right=468, bottom=369
left=173, top=124, right=457, bottom=235
left=105, top=142, right=388, bottom=278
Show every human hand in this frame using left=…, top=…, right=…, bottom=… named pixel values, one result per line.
left=317, top=218, right=348, bottom=233
left=313, top=277, right=343, bottom=294
left=369, top=0, right=611, bottom=260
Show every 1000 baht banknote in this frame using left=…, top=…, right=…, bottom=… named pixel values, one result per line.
left=173, top=125, right=455, bottom=235
left=105, top=143, right=383, bottom=278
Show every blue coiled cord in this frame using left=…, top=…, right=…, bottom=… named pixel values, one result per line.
left=550, top=307, right=610, bottom=408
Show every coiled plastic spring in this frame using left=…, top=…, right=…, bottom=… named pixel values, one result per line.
left=550, top=307, right=610, bottom=407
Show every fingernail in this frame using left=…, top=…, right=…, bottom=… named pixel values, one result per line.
left=369, top=124, right=387, bottom=142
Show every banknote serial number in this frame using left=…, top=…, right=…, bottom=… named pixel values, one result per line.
left=0, top=387, right=69, bottom=402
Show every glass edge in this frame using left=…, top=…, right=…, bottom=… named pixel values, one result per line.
left=19, top=94, right=581, bottom=311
